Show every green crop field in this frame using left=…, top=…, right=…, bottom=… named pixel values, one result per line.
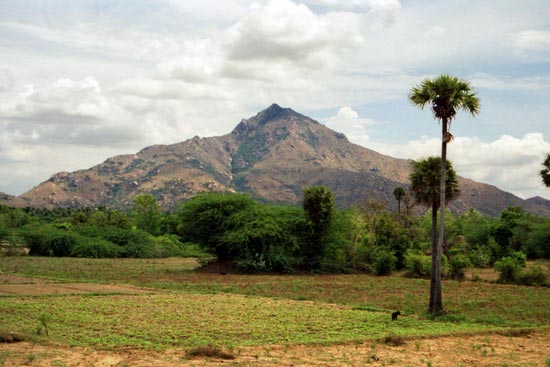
left=1, top=256, right=549, bottom=352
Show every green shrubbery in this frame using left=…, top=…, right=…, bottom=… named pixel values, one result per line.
left=494, top=251, right=548, bottom=286
left=2, top=195, right=550, bottom=277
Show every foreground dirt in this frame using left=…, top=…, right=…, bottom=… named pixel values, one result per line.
left=1, top=329, right=549, bottom=367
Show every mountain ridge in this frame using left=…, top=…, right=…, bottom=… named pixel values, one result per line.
left=6, top=104, right=550, bottom=217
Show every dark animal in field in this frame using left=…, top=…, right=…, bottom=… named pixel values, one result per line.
left=391, top=311, right=401, bottom=321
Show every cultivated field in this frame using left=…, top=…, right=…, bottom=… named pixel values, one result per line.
left=1, top=257, right=549, bottom=366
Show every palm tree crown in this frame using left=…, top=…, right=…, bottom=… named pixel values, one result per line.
left=410, top=157, right=459, bottom=209
left=409, top=74, right=480, bottom=124
left=540, top=153, right=550, bottom=188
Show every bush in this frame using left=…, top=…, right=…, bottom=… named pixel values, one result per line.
left=178, top=242, right=210, bottom=257
left=516, top=266, right=548, bottom=286
left=448, top=254, right=471, bottom=280
left=23, top=226, right=81, bottom=257
left=372, top=249, right=397, bottom=276
left=469, top=246, right=493, bottom=268
left=494, top=256, right=522, bottom=283
left=76, top=226, right=156, bottom=258
left=236, top=251, right=294, bottom=274
left=153, top=235, right=185, bottom=257
left=404, top=251, right=431, bottom=278
left=509, top=251, right=527, bottom=267
left=120, top=230, right=156, bottom=258
left=70, top=238, right=122, bottom=258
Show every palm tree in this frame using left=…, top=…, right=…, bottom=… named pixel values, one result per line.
left=540, top=153, right=550, bottom=187
left=410, top=157, right=459, bottom=312
left=409, top=75, right=479, bottom=314
left=393, top=186, right=406, bottom=224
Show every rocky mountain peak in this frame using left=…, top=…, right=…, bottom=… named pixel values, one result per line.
left=231, top=103, right=308, bottom=139
left=5, top=104, right=550, bottom=216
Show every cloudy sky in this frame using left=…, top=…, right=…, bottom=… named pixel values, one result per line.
left=1, top=0, right=549, bottom=200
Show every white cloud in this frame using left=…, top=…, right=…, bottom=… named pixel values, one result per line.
left=323, top=106, right=381, bottom=146
left=510, top=29, right=550, bottom=51
left=470, top=73, right=550, bottom=93
left=370, top=133, right=550, bottom=199
left=225, top=0, right=363, bottom=66
left=0, top=68, right=15, bottom=92
left=0, top=0, right=549, bottom=203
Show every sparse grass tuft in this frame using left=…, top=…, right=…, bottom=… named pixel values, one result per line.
left=186, top=345, right=235, bottom=360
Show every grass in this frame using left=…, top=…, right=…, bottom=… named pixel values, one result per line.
left=1, top=256, right=550, bottom=350
left=0, top=293, right=497, bottom=349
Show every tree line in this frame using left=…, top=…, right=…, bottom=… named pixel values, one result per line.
left=1, top=187, right=549, bottom=279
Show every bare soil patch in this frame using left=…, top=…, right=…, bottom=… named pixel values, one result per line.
left=0, top=274, right=156, bottom=296
left=1, top=330, right=549, bottom=366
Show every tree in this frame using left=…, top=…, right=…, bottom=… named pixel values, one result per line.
left=540, top=153, right=550, bottom=187
left=409, top=75, right=479, bottom=314
left=177, top=192, right=256, bottom=260
left=393, top=186, right=406, bottom=224
left=131, top=194, right=162, bottom=235
left=303, top=186, right=335, bottom=269
left=409, top=156, right=460, bottom=313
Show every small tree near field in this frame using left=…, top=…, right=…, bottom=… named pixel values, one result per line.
left=131, top=194, right=162, bottom=235
left=303, top=186, right=334, bottom=269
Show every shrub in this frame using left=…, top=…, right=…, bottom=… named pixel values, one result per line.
left=120, top=230, right=156, bottom=258
left=404, top=251, right=431, bottom=278
left=179, top=242, right=210, bottom=257
left=235, top=256, right=266, bottom=274
left=76, top=226, right=156, bottom=258
left=23, top=226, right=82, bottom=257
left=516, top=266, right=548, bottom=286
left=509, top=251, right=527, bottom=267
left=494, top=256, right=522, bottom=283
left=70, top=238, right=122, bottom=258
left=469, top=246, right=493, bottom=268
left=448, top=254, right=471, bottom=280
left=153, top=235, right=185, bottom=257
left=372, top=249, right=397, bottom=276
left=264, top=252, right=294, bottom=273
left=236, top=251, right=294, bottom=274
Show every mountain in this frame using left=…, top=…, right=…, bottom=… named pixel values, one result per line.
left=9, top=104, right=550, bottom=216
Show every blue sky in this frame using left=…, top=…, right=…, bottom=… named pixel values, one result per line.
left=1, top=0, right=549, bottom=199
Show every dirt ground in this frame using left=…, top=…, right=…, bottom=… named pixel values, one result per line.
left=1, top=330, right=549, bottom=367
left=0, top=274, right=156, bottom=296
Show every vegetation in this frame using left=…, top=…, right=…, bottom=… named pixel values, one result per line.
left=0, top=256, right=549, bottom=352
left=393, top=186, right=406, bottom=224
left=410, top=157, right=459, bottom=312
left=2, top=186, right=550, bottom=278
left=409, top=74, right=480, bottom=314
left=540, top=153, right=550, bottom=188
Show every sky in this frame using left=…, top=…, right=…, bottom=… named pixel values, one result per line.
left=1, top=0, right=549, bottom=200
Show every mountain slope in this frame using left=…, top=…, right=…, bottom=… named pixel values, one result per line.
left=12, top=104, right=550, bottom=216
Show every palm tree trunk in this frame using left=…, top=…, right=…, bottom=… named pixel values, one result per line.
left=430, top=118, right=447, bottom=314
left=397, top=199, right=402, bottom=225
left=429, top=200, right=438, bottom=311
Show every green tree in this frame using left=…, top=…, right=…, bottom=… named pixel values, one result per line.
left=409, top=156, right=459, bottom=313
left=409, top=75, right=479, bottom=314
left=177, top=192, right=256, bottom=260
left=303, top=186, right=335, bottom=269
left=540, top=153, right=550, bottom=187
left=131, top=194, right=162, bottom=235
left=393, top=186, right=406, bottom=224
